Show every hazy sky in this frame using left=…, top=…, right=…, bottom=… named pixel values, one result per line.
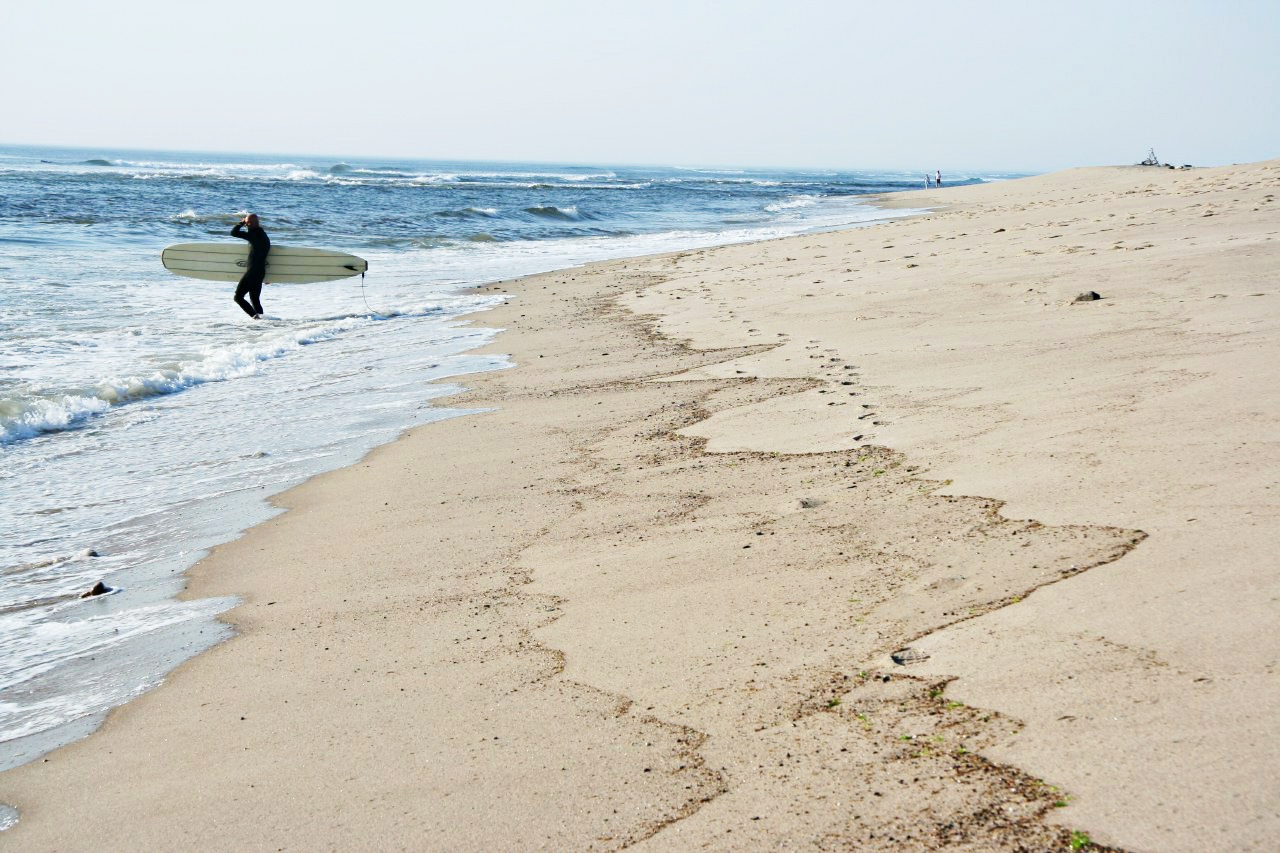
left=3, top=1, right=1276, bottom=171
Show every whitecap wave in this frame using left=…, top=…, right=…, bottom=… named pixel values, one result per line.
left=765, top=194, right=819, bottom=212
left=409, top=174, right=459, bottom=185
left=673, top=166, right=746, bottom=174
left=169, top=208, right=233, bottom=224
left=0, top=318, right=377, bottom=445
left=524, top=205, right=583, bottom=220
left=434, top=206, right=501, bottom=219
left=0, top=394, right=111, bottom=444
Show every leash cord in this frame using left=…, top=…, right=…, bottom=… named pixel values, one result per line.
left=358, top=270, right=381, bottom=316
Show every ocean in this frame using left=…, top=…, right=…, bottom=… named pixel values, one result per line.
left=0, top=144, right=1019, bottom=777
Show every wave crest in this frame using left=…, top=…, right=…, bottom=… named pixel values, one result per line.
left=765, top=194, right=819, bottom=212
left=433, top=207, right=500, bottom=219
left=524, top=205, right=583, bottom=220
left=0, top=319, right=388, bottom=445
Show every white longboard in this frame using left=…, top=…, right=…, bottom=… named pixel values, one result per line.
left=161, top=242, right=369, bottom=284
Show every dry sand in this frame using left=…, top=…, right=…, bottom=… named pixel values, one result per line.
left=2, top=161, right=1276, bottom=851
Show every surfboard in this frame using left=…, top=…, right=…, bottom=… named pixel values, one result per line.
left=161, top=243, right=369, bottom=284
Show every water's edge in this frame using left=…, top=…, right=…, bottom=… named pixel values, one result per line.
left=0, top=198, right=919, bottom=830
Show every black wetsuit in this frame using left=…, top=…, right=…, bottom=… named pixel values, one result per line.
left=231, top=222, right=270, bottom=317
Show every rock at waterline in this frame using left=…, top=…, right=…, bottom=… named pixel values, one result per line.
left=80, top=581, right=110, bottom=598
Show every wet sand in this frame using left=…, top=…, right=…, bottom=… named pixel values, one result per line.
left=2, top=160, right=1277, bottom=850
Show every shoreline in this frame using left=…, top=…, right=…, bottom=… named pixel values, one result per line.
left=2, top=160, right=1277, bottom=849
left=0, top=194, right=916, bottom=779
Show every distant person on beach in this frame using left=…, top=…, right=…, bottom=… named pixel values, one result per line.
left=925, top=174, right=932, bottom=188
left=936, top=170, right=942, bottom=187
left=231, top=213, right=270, bottom=319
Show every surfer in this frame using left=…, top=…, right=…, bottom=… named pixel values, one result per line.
left=231, top=213, right=270, bottom=318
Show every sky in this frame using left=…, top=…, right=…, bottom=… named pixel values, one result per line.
left=2, top=0, right=1277, bottom=171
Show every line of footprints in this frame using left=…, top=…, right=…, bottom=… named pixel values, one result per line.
left=805, top=340, right=886, bottom=443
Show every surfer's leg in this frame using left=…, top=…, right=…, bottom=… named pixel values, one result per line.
left=234, top=269, right=265, bottom=318
left=249, top=281, right=264, bottom=317
left=233, top=281, right=256, bottom=316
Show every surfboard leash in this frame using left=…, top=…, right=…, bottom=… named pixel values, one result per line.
left=357, top=269, right=380, bottom=316
left=344, top=262, right=382, bottom=317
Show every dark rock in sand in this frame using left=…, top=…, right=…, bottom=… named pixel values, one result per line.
left=1073, top=291, right=1102, bottom=303
left=891, top=647, right=930, bottom=665
left=799, top=498, right=826, bottom=509
left=80, top=581, right=110, bottom=598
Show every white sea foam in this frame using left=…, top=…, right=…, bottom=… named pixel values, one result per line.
left=525, top=205, right=582, bottom=220
left=410, top=173, right=459, bottom=185
left=0, top=393, right=111, bottom=444
left=0, top=316, right=389, bottom=444
left=447, top=170, right=617, bottom=183
left=674, top=166, right=747, bottom=174
left=765, top=194, right=819, bottom=212
left=0, top=596, right=235, bottom=742
left=0, top=597, right=225, bottom=688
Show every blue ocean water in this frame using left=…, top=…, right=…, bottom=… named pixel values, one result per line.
left=0, top=144, right=1020, bottom=774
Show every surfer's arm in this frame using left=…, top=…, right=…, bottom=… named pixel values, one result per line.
left=231, top=223, right=247, bottom=239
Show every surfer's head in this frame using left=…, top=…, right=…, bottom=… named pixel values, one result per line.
left=244, top=213, right=260, bottom=228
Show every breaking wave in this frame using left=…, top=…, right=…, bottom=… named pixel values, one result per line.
left=524, top=205, right=584, bottom=220
left=765, top=194, right=820, bottom=212
left=0, top=313, right=456, bottom=445
left=433, top=207, right=501, bottom=219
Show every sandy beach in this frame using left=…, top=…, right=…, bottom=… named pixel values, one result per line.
left=2, top=160, right=1277, bottom=850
